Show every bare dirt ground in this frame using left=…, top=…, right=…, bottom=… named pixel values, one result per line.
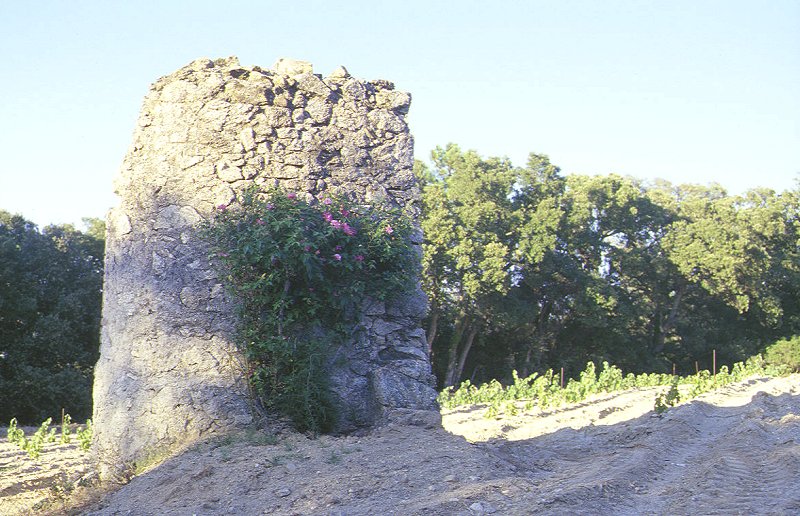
left=2, top=374, right=799, bottom=515
left=0, top=428, right=94, bottom=514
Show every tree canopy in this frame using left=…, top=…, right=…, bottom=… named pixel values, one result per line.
left=0, top=212, right=104, bottom=423
left=1, top=143, right=796, bottom=415
left=418, top=144, right=800, bottom=387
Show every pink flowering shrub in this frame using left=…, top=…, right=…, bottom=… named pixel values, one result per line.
left=203, top=187, right=418, bottom=432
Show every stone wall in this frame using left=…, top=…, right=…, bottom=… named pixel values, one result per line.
left=92, top=57, right=438, bottom=478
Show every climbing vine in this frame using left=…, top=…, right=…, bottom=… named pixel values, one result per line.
left=204, top=187, right=418, bottom=432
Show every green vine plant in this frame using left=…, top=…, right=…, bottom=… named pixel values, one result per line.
left=60, top=413, right=72, bottom=444
left=77, top=419, right=92, bottom=451
left=204, top=187, right=419, bottom=433
left=7, top=417, right=24, bottom=445
left=25, top=418, right=56, bottom=459
left=439, top=355, right=788, bottom=419
left=6, top=415, right=92, bottom=459
left=654, top=381, right=682, bottom=414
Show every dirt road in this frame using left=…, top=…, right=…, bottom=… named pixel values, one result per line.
left=2, top=374, right=798, bottom=515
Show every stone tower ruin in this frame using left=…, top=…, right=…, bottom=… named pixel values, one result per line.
left=92, top=57, right=438, bottom=477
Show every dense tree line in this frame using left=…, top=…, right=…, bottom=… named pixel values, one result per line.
left=0, top=212, right=104, bottom=423
left=1, top=144, right=796, bottom=419
left=418, top=144, right=800, bottom=387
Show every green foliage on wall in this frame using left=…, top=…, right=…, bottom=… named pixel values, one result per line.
left=204, top=188, right=419, bottom=432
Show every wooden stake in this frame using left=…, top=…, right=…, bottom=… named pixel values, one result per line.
left=713, top=349, right=717, bottom=385
left=561, top=367, right=565, bottom=389
left=695, top=361, right=699, bottom=375
left=672, top=363, right=676, bottom=376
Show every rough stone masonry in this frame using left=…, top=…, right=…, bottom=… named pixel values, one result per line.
left=92, top=57, right=439, bottom=478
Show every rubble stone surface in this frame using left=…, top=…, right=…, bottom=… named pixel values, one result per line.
left=92, top=56, right=438, bottom=479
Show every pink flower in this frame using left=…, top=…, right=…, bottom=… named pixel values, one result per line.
left=287, top=192, right=297, bottom=200
left=333, top=253, right=342, bottom=261
left=323, top=198, right=333, bottom=205
left=255, top=218, right=266, bottom=225
left=304, top=245, right=312, bottom=252
left=265, top=203, right=275, bottom=210
left=341, top=208, right=350, bottom=217
left=384, top=225, right=394, bottom=235
left=342, top=223, right=356, bottom=236
left=217, top=204, right=228, bottom=211
left=355, top=255, right=364, bottom=262
left=322, top=212, right=333, bottom=222
left=330, top=220, right=343, bottom=229
left=335, top=245, right=343, bottom=251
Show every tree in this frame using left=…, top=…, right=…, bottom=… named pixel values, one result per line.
left=418, top=144, right=518, bottom=386
left=655, top=185, right=800, bottom=363
left=418, top=144, right=800, bottom=387
left=510, top=173, right=672, bottom=374
left=0, top=213, right=104, bottom=423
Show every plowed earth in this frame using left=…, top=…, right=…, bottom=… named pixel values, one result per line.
left=2, top=374, right=799, bottom=515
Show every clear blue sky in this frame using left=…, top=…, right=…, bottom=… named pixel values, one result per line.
left=1, top=1, right=798, bottom=228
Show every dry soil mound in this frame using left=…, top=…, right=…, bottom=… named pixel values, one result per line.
left=2, top=375, right=798, bottom=515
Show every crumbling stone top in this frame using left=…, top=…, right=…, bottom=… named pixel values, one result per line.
left=114, top=55, right=417, bottom=225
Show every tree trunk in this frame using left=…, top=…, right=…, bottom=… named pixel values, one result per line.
left=651, top=304, right=664, bottom=355
left=444, top=317, right=468, bottom=387
left=452, top=326, right=478, bottom=386
left=651, top=284, right=685, bottom=356
left=664, top=285, right=685, bottom=333
left=523, top=300, right=552, bottom=376
left=522, top=346, right=533, bottom=378
left=504, top=351, right=517, bottom=382
left=426, top=311, right=439, bottom=356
